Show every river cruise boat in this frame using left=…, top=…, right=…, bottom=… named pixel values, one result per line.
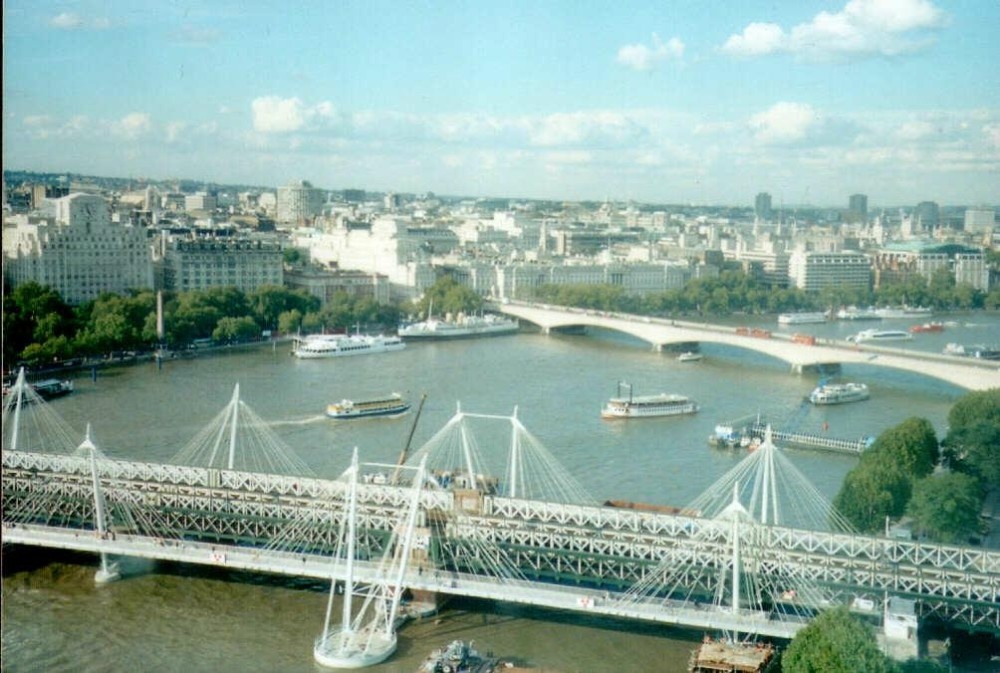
left=909, top=321, right=944, bottom=333
left=677, top=351, right=703, bottom=362
left=399, top=312, right=519, bottom=339
left=326, top=394, right=410, bottom=420
left=944, top=343, right=1000, bottom=360
left=873, top=306, right=932, bottom=319
left=601, top=382, right=698, bottom=419
left=836, top=307, right=881, bottom=321
left=292, top=333, right=405, bottom=358
left=847, top=329, right=912, bottom=343
left=777, top=312, right=827, bottom=325
left=809, top=382, right=870, bottom=405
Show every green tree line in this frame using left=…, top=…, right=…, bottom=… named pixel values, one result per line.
left=3, top=282, right=404, bottom=366
left=529, top=267, right=1000, bottom=317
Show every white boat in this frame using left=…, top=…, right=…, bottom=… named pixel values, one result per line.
left=847, top=329, right=913, bottom=343
left=836, top=307, right=881, bottom=321
left=778, top=312, right=827, bottom=325
left=293, top=333, right=405, bottom=358
left=601, top=382, right=698, bottom=419
left=677, top=351, right=703, bottom=362
left=327, top=394, right=410, bottom=420
left=809, top=382, right=870, bottom=405
left=873, top=306, right=933, bottom=319
left=416, top=640, right=507, bottom=673
left=399, top=312, right=519, bottom=339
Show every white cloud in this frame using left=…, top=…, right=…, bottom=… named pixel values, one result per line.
left=251, top=96, right=341, bottom=133
left=114, top=113, right=151, bottom=139
left=748, top=102, right=846, bottom=146
left=721, top=0, right=947, bottom=60
left=251, top=96, right=306, bottom=133
left=616, top=33, right=684, bottom=71
left=721, top=23, right=786, bottom=57
left=49, top=12, right=111, bottom=30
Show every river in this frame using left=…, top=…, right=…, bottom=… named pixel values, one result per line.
left=3, top=312, right=997, bottom=672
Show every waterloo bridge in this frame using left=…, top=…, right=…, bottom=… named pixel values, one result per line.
left=493, top=301, right=1000, bottom=392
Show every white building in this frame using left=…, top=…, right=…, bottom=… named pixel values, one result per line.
left=277, top=180, right=324, bottom=225
left=4, top=193, right=152, bottom=304
left=154, top=236, right=283, bottom=293
left=788, top=250, right=871, bottom=292
left=964, top=206, right=995, bottom=234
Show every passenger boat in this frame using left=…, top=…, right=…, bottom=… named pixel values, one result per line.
left=398, top=312, right=519, bottom=339
left=416, top=640, right=512, bottom=673
left=777, top=312, right=827, bottom=325
left=873, top=306, right=932, bottom=319
left=688, top=638, right=777, bottom=673
left=601, top=382, right=698, bottom=419
left=292, top=333, right=405, bottom=358
left=943, top=343, right=1000, bottom=360
left=909, top=322, right=944, bottom=333
left=326, top=394, right=410, bottom=420
left=808, top=382, right=870, bottom=405
left=846, top=329, right=912, bottom=343
left=677, top=351, right=703, bottom=362
left=836, top=307, right=880, bottom=321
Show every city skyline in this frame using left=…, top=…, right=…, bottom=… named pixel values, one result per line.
left=3, top=0, right=999, bottom=207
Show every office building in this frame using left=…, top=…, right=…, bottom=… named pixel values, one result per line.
left=277, top=180, right=325, bottom=225
left=3, top=193, right=152, bottom=304
left=848, top=194, right=868, bottom=223
left=788, top=250, right=871, bottom=292
left=754, top=192, right=772, bottom=221
left=964, top=207, right=995, bottom=234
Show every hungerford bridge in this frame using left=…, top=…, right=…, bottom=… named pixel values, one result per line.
left=3, top=375, right=998, bottom=666
left=493, top=301, right=1000, bottom=391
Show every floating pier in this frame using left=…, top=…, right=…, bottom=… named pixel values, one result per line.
left=709, top=415, right=873, bottom=455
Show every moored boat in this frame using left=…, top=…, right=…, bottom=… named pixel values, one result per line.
left=601, top=381, right=698, bottom=419
left=3, top=378, right=74, bottom=402
left=808, top=382, right=870, bottom=405
left=293, top=333, right=405, bottom=358
left=777, top=312, right=827, bottom=325
left=326, top=394, right=410, bottom=420
left=836, top=307, right=881, bottom=321
left=399, top=311, right=519, bottom=340
left=847, top=329, right=912, bottom=343
left=873, top=306, right=932, bottom=319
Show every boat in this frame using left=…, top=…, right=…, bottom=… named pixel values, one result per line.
left=873, top=306, right=932, bottom=319
left=809, top=382, right=870, bottom=405
left=846, top=329, right=913, bottom=343
left=601, top=381, right=698, bottom=419
left=3, top=378, right=74, bottom=402
left=292, top=333, right=405, bottom=358
left=398, top=312, right=519, bottom=339
left=777, top=312, right=827, bottom=325
left=943, top=343, right=1000, bottom=360
left=416, top=640, right=512, bottom=673
left=326, top=394, right=410, bottom=420
left=909, top=322, right=944, bottom=333
left=677, top=351, right=703, bottom=362
left=836, top=307, right=881, bottom=321
left=689, top=638, right=777, bottom=673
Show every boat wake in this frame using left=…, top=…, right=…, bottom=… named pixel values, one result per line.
left=268, top=415, right=327, bottom=427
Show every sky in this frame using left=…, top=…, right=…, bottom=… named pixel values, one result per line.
left=3, top=0, right=999, bottom=207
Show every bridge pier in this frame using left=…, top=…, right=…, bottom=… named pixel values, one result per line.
left=94, top=553, right=121, bottom=584
left=793, top=362, right=842, bottom=376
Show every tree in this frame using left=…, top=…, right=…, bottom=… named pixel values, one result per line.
left=868, top=417, right=939, bottom=479
left=783, top=606, right=897, bottom=673
left=212, top=316, right=260, bottom=343
left=907, top=472, right=984, bottom=544
left=942, top=389, right=1000, bottom=488
left=834, top=453, right=912, bottom=533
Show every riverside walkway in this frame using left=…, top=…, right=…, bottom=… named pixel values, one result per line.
left=494, top=301, right=1000, bottom=391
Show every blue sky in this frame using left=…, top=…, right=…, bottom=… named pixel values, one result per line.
left=3, top=0, right=999, bottom=207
